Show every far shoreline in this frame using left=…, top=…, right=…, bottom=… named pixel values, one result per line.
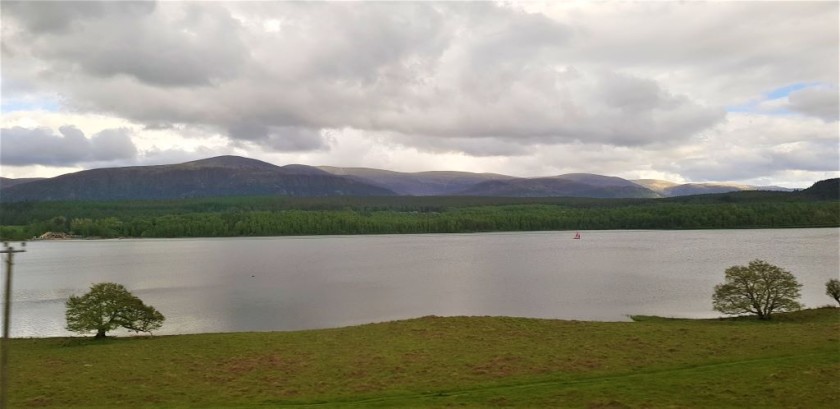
left=25, top=224, right=840, bottom=242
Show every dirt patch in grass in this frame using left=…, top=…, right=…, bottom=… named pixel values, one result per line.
left=23, top=396, right=52, bottom=408
left=470, top=355, right=525, bottom=378
left=587, top=399, right=631, bottom=409
left=221, top=353, right=309, bottom=375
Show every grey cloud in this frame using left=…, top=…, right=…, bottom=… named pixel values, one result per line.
left=666, top=155, right=771, bottom=182
left=143, top=123, right=176, bottom=131
left=256, top=63, right=721, bottom=148
left=390, top=134, right=533, bottom=157
left=262, top=127, right=328, bottom=152
left=465, top=8, right=571, bottom=67
left=598, top=73, right=667, bottom=112
left=4, top=1, right=245, bottom=86
left=665, top=139, right=839, bottom=182
left=89, top=128, right=138, bottom=161
left=57, top=125, right=86, bottom=141
left=561, top=2, right=838, bottom=103
left=230, top=125, right=327, bottom=152
left=652, top=111, right=839, bottom=183
left=768, top=140, right=840, bottom=172
left=787, top=87, right=839, bottom=122
left=294, top=3, right=452, bottom=83
left=0, top=126, right=137, bottom=166
left=228, top=123, right=269, bottom=141
left=2, top=1, right=154, bottom=34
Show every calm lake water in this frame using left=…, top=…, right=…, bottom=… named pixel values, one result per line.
left=4, top=228, right=838, bottom=338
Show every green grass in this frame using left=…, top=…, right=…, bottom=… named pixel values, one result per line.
left=8, top=308, right=840, bottom=408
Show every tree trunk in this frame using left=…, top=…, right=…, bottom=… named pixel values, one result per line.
left=95, top=329, right=107, bottom=339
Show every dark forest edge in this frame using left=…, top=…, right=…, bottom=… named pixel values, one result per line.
left=1, top=186, right=838, bottom=240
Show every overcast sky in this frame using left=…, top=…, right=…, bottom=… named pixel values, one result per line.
left=1, top=1, right=838, bottom=187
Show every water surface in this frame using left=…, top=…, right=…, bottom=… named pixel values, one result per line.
left=5, top=229, right=838, bottom=337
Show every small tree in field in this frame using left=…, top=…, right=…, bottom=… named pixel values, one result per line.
left=66, top=282, right=165, bottom=339
left=826, top=279, right=840, bottom=306
left=712, top=260, right=802, bottom=320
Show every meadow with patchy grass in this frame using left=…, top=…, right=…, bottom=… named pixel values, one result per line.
left=8, top=308, right=839, bottom=408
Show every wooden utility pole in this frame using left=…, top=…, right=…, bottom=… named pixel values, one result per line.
left=0, top=242, right=25, bottom=409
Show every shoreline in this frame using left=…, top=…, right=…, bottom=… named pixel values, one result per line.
left=23, top=224, right=840, bottom=242
left=9, top=308, right=837, bottom=340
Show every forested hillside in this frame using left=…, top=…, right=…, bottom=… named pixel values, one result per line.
left=1, top=187, right=837, bottom=240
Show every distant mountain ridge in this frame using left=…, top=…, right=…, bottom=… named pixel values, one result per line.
left=318, top=166, right=515, bottom=196
left=0, top=177, right=45, bottom=189
left=633, top=179, right=794, bottom=197
left=0, top=156, right=395, bottom=202
left=0, top=155, right=813, bottom=202
left=456, top=174, right=659, bottom=198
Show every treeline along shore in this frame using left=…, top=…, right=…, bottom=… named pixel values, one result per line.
left=1, top=187, right=838, bottom=240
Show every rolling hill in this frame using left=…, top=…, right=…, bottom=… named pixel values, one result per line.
left=0, top=156, right=396, bottom=202
left=318, top=166, right=514, bottom=195
left=0, top=156, right=813, bottom=202
left=801, top=177, right=839, bottom=200
left=634, top=179, right=794, bottom=197
left=0, top=177, right=45, bottom=189
left=456, top=174, right=660, bottom=198
left=318, top=168, right=662, bottom=198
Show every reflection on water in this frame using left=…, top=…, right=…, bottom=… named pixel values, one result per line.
left=4, top=228, right=838, bottom=337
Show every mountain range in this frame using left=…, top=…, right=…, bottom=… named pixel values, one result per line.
left=0, top=156, right=393, bottom=201
left=0, top=155, right=799, bottom=202
left=631, top=179, right=793, bottom=197
left=317, top=166, right=792, bottom=198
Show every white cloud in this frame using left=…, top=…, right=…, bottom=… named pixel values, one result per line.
left=660, top=113, right=839, bottom=185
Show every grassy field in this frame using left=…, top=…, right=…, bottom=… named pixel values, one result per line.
left=8, top=308, right=839, bottom=408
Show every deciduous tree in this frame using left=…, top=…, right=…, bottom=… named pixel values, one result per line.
left=712, top=260, right=802, bottom=320
left=65, top=282, right=164, bottom=338
left=826, top=279, right=840, bottom=306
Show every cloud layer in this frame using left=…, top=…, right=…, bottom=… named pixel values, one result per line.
left=1, top=1, right=837, bottom=186
left=1, top=126, right=137, bottom=166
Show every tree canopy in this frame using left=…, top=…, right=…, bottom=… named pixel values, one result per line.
left=65, top=282, right=165, bottom=338
left=826, top=279, right=840, bottom=306
left=712, top=259, right=802, bottom=320
left=1, top=193, right=838, bottom=241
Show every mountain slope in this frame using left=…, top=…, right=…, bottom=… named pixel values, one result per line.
left=0, top=156, right=812, bottom=202
left=318, top=166, right=514, bottom=195
left=0, top=156, right=395, bottom=202
left=633, top=179, right=679, bottom=193
left=456, top=175, right=659, bottom=198
left=634, top=179, right=794, bottom=197
left=0, top=177, right=45, bottom=189
left=801, top=178, right=839, bottom=200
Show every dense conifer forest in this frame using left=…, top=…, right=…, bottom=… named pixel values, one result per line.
left=1, top=190, right=837, bottom=240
